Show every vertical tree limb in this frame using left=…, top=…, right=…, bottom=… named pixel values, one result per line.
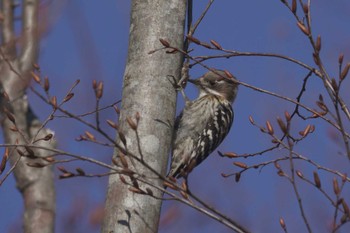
left=20, top=0, right=39, bottom=71
left=1, top=0, right=16, bottom=57
left=0, top=1, right=56, bottom=232
left=102, top=0, right=187, bottom=232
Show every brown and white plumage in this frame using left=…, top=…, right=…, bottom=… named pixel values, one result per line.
left=168, top=70, right=238, bottom=178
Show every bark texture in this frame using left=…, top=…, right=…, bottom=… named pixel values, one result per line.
left=102, top=0, right=186, bottom=232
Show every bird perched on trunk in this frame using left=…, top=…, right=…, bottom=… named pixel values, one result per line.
left=168, top=69, right=238, bottom=179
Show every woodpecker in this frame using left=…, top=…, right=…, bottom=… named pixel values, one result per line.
left=168, top=69, right=238, bottom=179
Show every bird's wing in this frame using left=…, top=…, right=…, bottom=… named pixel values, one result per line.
left=192, top=101, right=234, bottom=166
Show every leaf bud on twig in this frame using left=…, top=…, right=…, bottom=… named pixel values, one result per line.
left=0, top=148, right=9, bottom=174
left=118, top=131, right=127, bottom=146
left=266, top=120, right=274, bottom=135
left=338, top=53, right=344, bottom=64
left=85, top=131, right=96, bottom=141
left=106, top=120, right=119, bottom=130
left=248, top=116, right=254, bottom=125
left=119, top=152, right=128, bottom=168
left=223, top=152, right=237, bottom=158
left=4, top=108, right=16, bottom=124
left=76, top=167, right=85, bottom=176
left=50, top=96, right=57, bottom=109
left=32, top=63, right=40, bottom=71
left=277, top=117, right=287, bottom=134
left=187, top=35, right=201, bottom=45
left=333, top=177, right=340, bottom=195
left=284, top=111, right=291, bottom=122
left=63, top=93, right=74, bottom=103
left=342, top=199, right=350, bottom=217
left=302, top=4, right=309, bottom=14
left=210, top=40, right=222, bottom=50
left=296, top=170, right=304, bottom=178
left=233, top=161, right=248, bottom=169
left=297, top=22, right=310, bottom=36
left=44, top=77, right=50, bottom=92
left=331, top=78, right=338, bottom=92
left=31, top=71, right=41, bottom=83
left=340, top=63, right=350, bottom=80
left=235, top=173, right=241, bottom=182
left=292, top=0, right=297, bottom=14
left=126, top=116, right=137, bottom=130
left=315, top=35, right=321, bottom=52
left=224, top=70, right=235, bottom=80
left=96, top=81, right=104, bottom=99
left=159, top=38, right=170, bottom=47
left=313, top=171, right=321, bottom=188
left=279, top=217, right=286, bottom=231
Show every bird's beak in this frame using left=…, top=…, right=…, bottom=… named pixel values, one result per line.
left=188, top=79, right=201, bottom=85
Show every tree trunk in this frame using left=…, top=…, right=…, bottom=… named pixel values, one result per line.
left=0, top=1, right=55, bottom=232
left=102, top=0, right=186, bottom=232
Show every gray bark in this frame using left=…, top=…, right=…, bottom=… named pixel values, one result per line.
left=0, top=1, right=56, bottom=232
left=102, top=0, right=186, bottom=232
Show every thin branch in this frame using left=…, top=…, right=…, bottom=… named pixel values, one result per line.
left=0, top=146, right=20, bottom=185
left=192, top=50, right=320, bottom=76
left=287, top=138, right=312, bottom=233
left=53, top=100, right=120, bottom=118
left=188, top=0, right=214, bottom=37
left=290, top=71, right=312, bottom=119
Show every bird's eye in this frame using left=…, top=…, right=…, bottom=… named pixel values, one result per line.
left=208, top=80, right=217, bottom=86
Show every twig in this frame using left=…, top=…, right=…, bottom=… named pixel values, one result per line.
left=0, top=146, right=20, bottom=185
left=286, top=137, right=312, bottom=233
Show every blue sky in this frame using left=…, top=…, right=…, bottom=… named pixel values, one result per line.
left=1, top=1, right=350, bottom=232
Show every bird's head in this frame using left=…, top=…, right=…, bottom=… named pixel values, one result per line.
left=188, top=69, right=238, bottom=103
